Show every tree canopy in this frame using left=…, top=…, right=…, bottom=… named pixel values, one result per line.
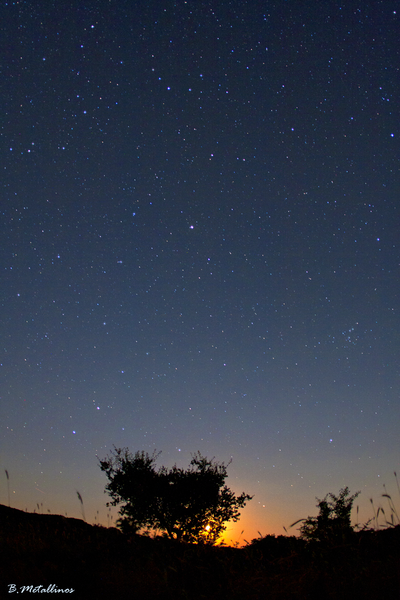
left=99, top=447, right=252, bottom=544
left=292, top=487, right=360, bottom=543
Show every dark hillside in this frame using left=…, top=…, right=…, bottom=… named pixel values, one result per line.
left=0, top=504, right=399, bottom=599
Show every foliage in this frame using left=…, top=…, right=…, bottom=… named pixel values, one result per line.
left=2, top=501, right=400, bottom=599
left=99, top=447, right=252, bottom=544
left=292, top=486, right=360, bottom=543
left=378, top=471, right=400, bottom=528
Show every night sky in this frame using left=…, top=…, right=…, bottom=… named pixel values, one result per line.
left=1, top=0, right=399, bottom=544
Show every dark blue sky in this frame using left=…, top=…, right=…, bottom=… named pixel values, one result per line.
left=1, top=0, right=399, bottom=542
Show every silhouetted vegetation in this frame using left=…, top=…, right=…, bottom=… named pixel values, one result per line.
left=2, top=466, right=400, bottom=597
left=291, top=486, right=360, bottom=544
left=1, top=503, right=399, bottom=599
left=99, top=447, right=253, bottom=544
left=75, top=490, right=86, bottom=522
left=5, top=469, right=10, bottom=508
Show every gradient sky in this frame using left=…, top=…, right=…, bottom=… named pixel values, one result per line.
left=1, top=0, right=399, bottom=544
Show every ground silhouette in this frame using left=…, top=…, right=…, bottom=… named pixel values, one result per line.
left=1, top=503, right=399, bottom=599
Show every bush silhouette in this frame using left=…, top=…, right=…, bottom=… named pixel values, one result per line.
left=99, top=447, right=252, bottom=544
left=292, top=486, right=360, bottom=544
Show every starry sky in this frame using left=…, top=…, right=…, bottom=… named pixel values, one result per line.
left=1, top=0, right=399, bottom=543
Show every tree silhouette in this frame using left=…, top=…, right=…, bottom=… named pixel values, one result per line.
left=293, top=487, right=360, bottom=543
left=99, top=447, right=252, bottom=544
